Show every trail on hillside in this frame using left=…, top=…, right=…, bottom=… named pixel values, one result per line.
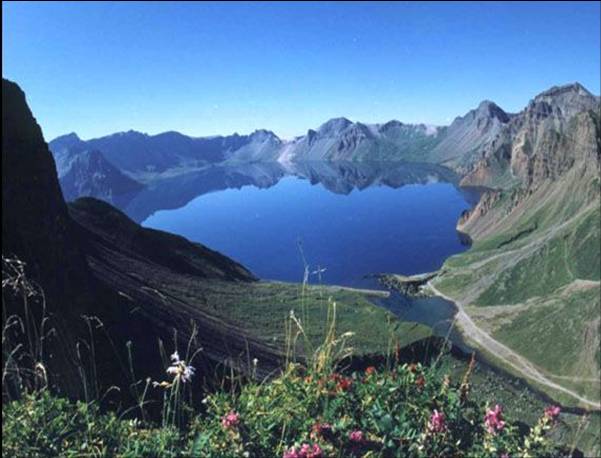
left=426, top=282, right=601, bottom=410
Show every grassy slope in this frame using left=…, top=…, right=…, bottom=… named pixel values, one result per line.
left=162, top=279, right=432, bottom=357
left=433, top=166, right=601, bottom=406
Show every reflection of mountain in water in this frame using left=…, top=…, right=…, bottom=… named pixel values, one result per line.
left=122, top=161, right=459, bottom=223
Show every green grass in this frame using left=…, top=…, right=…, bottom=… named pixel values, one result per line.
left=2, top=391, right=182, bottom=457
left=492, top=287, right=600, bottom=388
left=161, top=279, right=432, bottom=357
left=476, top=206, right=599, bottom=306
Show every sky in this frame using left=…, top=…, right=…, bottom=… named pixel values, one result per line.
left=3, top=1, right=600, bottom=141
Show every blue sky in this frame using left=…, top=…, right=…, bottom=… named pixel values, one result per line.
left=3, top=1, right=600, bottom=141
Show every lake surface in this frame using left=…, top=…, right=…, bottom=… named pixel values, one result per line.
left=142, top=168, right=475, bottom=287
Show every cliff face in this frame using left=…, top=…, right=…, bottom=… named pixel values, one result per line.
left=458, top=84, right=600, bottom=238
left=2, top=79, right=90, bottom=298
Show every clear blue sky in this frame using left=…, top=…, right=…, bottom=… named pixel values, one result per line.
left=3, top=1, right=600, bottom=141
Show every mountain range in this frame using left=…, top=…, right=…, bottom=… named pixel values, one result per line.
left=48, top=83, right=600, bottom=209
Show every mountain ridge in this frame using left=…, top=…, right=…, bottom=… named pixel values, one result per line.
left=49, top=82, right=598, bottom=202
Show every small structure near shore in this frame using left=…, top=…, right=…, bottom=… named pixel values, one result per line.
left=376, top=271, right=440, bottom=296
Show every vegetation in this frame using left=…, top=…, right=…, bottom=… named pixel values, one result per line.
left=2, top=258, right=576, bottom=457
left=433, top=169, right=601, bottom=406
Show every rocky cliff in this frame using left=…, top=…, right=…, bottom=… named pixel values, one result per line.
left=433, top=84, right=601, bottom=405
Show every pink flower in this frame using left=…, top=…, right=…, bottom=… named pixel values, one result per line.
left=221, top=410, right=240, bottom=429
left=285, top=443, right=323, bottom=458
left=501, top=454, right=510, bottom=458
left=308, top=443, right=323, bottom=458
left=544, top=405, right=561, bottom=421
left=283, top=447, right=299, bottom=458
left=484, top=404, right=506, bottom=434
left=349, top=429, right=364, bottom=443
left=428, top=409, right=446, bottom=433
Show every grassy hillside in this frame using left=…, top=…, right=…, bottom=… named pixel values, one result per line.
left=433, top=163, right=601, bottom=406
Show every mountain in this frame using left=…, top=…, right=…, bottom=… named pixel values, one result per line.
left=432, top=83, right=601, bottom=405
left=279, top=118, right=442, bottom=162
left=59, top=149, right=144, bottom=206
left=48, top=83, right=598, bottom=193
left=49, top=129, right=283, bottom=180
left=428, top=100, right=512, bottom=171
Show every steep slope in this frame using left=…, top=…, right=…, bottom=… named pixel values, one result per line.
left=433, top=84, right=601, bottom=406
left=2, top=81, right=87, bottom=293
left=429, top=101, right=512, bottom=172
left=59, top=149, right=144, bottom=206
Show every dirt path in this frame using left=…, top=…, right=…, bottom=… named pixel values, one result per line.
left=427, top=281, right=601, bottom=410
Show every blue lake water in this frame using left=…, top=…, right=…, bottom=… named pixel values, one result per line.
left=142, top=172, right=474, bottom=288
left=136, top=162, right=481, bottom=346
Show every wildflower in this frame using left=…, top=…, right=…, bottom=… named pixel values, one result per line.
left=500, top=454, right=510, bottom=458
left=327, top=373, right=352, bottom=392
left=166, top=350, right=196, bottom=383
left=221, top=410, right=240, bottom=429
left=336, top=377, right=352, bottom=392
left=301, top=443, right=323, bottom=458
left=252, top=358, right=259, bottom=366
left=349, top=429, right=364, bottom=443
left=283, top=447, right=299, bottom=458
left=285, top=443, right=323, bottom=458
left=543, top=405, right=560, bottom=421
left=365, top=366, right=376, bottom=376
left=428, top=409, right=446, bottom=433
left=484, top=404, right=506, bottom=434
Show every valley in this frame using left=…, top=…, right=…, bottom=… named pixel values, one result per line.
left=46, top=82, right=601, bottom=413
left=3, top=77, right=600, bottom=456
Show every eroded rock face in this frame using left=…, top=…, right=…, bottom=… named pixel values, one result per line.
left=59, top=149, right=144, bottom=207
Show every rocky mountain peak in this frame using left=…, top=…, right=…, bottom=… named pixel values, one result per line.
left=475, top=100, right=510, bottom=123
left=317, top=117, right=353, bottom=136
left=535, top=82, right=592, bottom=99
left=528, top=82, right=598, bottom=119
left=250, top=129, right=279, bottom=142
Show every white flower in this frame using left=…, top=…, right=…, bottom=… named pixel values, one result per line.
left=182, top=365, right=196, bottom=382
left=166, top=350, right=195, bottom=383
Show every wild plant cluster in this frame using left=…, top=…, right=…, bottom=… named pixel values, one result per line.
left=2, top=256, right=568, bottom=457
